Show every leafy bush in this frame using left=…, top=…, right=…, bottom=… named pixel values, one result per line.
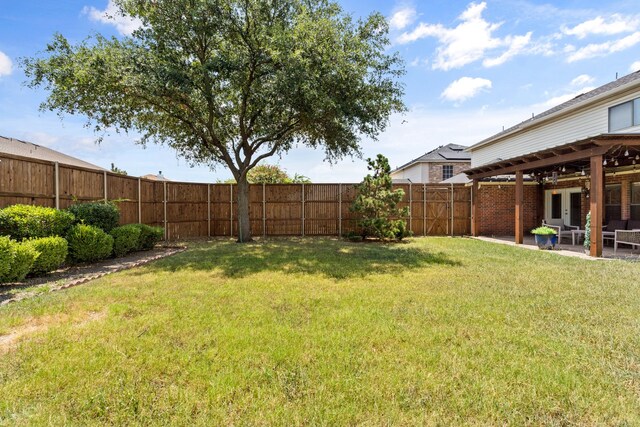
left=0, top=204, right=75, bottom=240
left=531, top=226, right=557, bottom=235
left=26, top=237, right=68, bottom=275
left=67, top=202, right=120, bottom=232
left=350, top=154, right=412, bottom=241
left=2, top=242, right=39, bottom=283
left=0, top=236, right=15, bottom=279
left=133, top=224, right=164, bottom=250
left=110, top=224, right=141, bottom=257
left=67, top=224, right=114, bottom=263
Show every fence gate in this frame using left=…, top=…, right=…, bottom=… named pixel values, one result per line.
left=424, top=187, right=451, bottom=235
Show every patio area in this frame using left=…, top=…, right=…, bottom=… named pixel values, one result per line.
left=477, top=235, right=640, bottom=260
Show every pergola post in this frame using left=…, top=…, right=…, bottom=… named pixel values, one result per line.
left=471, top=179, right=479, bottom=236
left=515, top=171, right=524, bottom=244
left=590, top=155, right=604, bottom=257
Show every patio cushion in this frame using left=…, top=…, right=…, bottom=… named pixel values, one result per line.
left=544, top=219, right=565, bottom=230
left=606, top=219, right=627, bottom=231
left=627, top=220, right=640, bottom=230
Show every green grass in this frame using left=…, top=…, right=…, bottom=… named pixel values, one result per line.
left=0, top=237, right=639, bottom=425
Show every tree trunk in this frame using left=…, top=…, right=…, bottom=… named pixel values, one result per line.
left=236, top=175, right=253, bottom=242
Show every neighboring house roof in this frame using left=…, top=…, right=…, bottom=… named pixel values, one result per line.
left=469, top=70, right=640, bottom=151
left=141, top=173, right=170, bottom=181
left=0, top=135, right=107, bottom=171
left=442, top=173, right=471, bottom=184
left=392, top=143, right=471, bottom=173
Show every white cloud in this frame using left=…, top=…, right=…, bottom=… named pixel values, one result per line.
left=441, top=77, right=492, bottom=103
left=570, top=74, right=595, bottom=87
left=396, top=2, right=531, bottom=70
left=0, top=51, right=13, bottom=76
left=409, top=57, right=429, bottom=67
left=389, top=6, right=417, bottom=31
left=534, top=87, right=596, bottom=111
left=83, top=0, right=142, bottom=36
left=483, top=32, right=532, bottom=67
left=562, top=14, right=640, bottom=39
left=567, top=31, right=640, bottom=62
left=631, top=61, right=640, bottom=72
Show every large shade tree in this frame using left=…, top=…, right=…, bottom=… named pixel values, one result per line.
left=24, top=0, right=405, bottom=242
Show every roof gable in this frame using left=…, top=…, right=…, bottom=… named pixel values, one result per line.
left=393, top=143, right=471, bottom=172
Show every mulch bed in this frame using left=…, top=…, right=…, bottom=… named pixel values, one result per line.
left=0, top=246, right=186, bottom=306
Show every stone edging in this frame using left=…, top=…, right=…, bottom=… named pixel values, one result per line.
left=1, top=247, right=187, bottom=307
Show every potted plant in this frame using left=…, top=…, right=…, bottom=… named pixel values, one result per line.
left=531, top=226, right=558, bottom=250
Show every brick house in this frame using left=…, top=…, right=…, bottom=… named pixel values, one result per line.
left=391, top=143, right=471, bottom=183
left=465, top=71, right=640, bottom=257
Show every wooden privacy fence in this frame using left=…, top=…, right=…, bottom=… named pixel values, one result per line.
left=0, top=153, right=471, bottom=240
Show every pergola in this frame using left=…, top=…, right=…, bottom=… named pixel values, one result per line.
left=465, top=134, right=640, bottom=257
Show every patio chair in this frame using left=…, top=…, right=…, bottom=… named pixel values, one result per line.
left=603, top=219, right=627, bottom=244
left=613, top=220, right=640, bottom=253
left=542, top=219, right=578, bottom=244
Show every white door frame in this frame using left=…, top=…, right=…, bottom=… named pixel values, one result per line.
left=544, top=187, right=582, bottom=226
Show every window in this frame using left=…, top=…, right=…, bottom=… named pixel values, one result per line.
left=632, top=182, right=640, bottom=220
left=551, top=193, right=562, bottom=219
left=442, top=165, right=454, bottom=180
left=605, top=184, right=622, bottom=222
left=609, top=98, right=640, bottom=131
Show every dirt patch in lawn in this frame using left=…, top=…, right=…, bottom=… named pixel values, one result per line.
left=0, top=310, right=106, bottom=354
left=0, top=246, right=185, bottom=306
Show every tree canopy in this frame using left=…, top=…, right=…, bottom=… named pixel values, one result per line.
left=23, top=0, right=405, bottom=241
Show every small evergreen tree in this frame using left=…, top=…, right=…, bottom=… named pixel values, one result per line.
left=351, top=154, right=411, bottom=241
left=584, top=211, right=591, bottom=251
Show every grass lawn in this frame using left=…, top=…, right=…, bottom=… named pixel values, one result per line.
left=0, top=237, right=639, bottom=425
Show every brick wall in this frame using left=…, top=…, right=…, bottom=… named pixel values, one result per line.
left=428, top=162, right=470, bottom=183
left=477, top=184, right=539, bottom=236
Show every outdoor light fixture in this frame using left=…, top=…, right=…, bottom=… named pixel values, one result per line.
left=562, top=165, right=566, bottom=172
left=615, top=159, right=619, bottom=166
left=603, top=158, right=608, bottom=166
left=625, top=149, right=630, bottom=156
left=581, top=168, right=586, bottom=176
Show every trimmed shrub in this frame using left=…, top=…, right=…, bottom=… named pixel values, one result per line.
left=3, top=242, right=39, bottom=283
left=0, top=204, right=75, bottom=240
left=26, top=237, right=68, bottom=275
left=67, top=202, right=120, bottom=232
left=0, top=236, right=15, bottom=279
left=133, top=224, right=164, bottom=250
left=110, top=224, right=141, bottom=257
left=67, top=224, right=114, bottom=263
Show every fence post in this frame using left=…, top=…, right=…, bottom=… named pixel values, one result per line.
left=207, top=183, right=211, bottom=238
left=338, top=184, right=342, bottom=237
left=103, top=171, right=108, bottom=202
left=423, top=184, right=427, bottom=236
left=137, top=178, right=142, bottom=223
left=54, top=162, right=60, bottom=209
left=262, top=183, right=266, bottom=238
left=163, top=181, right=168, bottom=241
left=408, top=182, right=412, bottom=234
left=301, top=183, right=305, bottom=236
left=229, top=184, right=233, bottom=237
left=451, top=183, right=454, bottom=237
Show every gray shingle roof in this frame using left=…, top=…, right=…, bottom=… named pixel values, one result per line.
left=393, top=143, right=471, bottom=172
left=0, top=135, right=107, bottom=171
left=471, top=70, right=640, bottom=149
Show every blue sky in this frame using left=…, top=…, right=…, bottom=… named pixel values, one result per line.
left=1, top=0, right=639, bottom=182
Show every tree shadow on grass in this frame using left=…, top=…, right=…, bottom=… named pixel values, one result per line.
left=136, top=239, right=462, bottom=280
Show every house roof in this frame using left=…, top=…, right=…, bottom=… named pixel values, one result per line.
left=141, top=173, right=170, bottom=181
left=468, top=70, right=640, bottom=151
left=392, top=143, right=471, bottom=172
left=0, top=135, right=107, bottom=171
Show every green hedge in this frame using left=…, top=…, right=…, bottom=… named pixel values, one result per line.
left=0, top=236, right=14, bottom=279
left=132, top=224, right=164, bottom=250
left=26, top=236, right=68, bottom=275
left=0, top=204, right=75, bottom=240
left=67, top=202, right=120, bottom=233
left=110, top=224, right=141, bottom=257
left=67, top=224, right=114, bottom=263
left=0, top=239, right=39, bottom=283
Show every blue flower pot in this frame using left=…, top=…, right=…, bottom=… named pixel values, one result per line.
left=534, top=234, right=557, bottom=250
